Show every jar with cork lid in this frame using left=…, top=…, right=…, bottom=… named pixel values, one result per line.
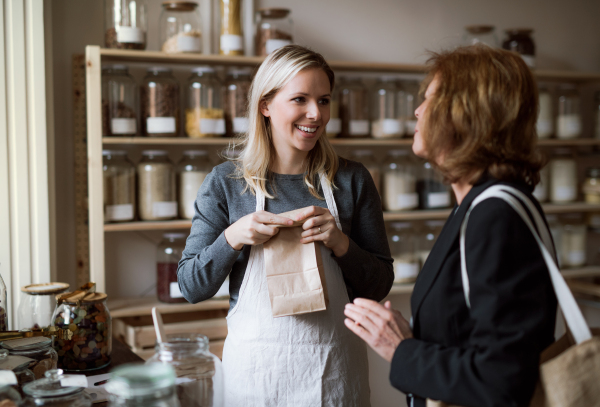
left=160, top=1, right=202, bottom=54
left=256, top=8, right=293, bottom=56
left=140, top=68, right=180, bottom=137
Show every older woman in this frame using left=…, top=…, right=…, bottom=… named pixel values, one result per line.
left=345, top=45, right=557, bottom=407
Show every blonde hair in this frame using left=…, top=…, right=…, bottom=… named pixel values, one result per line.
left=230, top=45, right=338, bottom=199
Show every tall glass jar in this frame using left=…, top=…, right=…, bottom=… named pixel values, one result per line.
left=537, top=84, right=553, bottom=139
left=141, top=68, right=180, bottom=137
left=255, top=8, right=293, bottom=56
left=383, top=150, right=418, bottom=211
left=224, top=68, right=252, bottom=136
left=583, top=168, right=600, bottom=204
left=17, top=283, right=70, bottom=330
left=178, top=151, right=211, bottom=219
left=560, top=215, right=587, bottom=268
left=105, top=0, right=147, bottom=50
left=400, top=81, right=419, bottom=136
left=351, top=150, right=381, bottom=195
left=137, top=151, right=177, bottom=221
left=160, top=2, right=202, bottom=54
left=371, top=77, right=402, bottom=139
left=146, top=334, right=224, bottom=407
left=417, top=220, right=444, bottom=267
left=220, top=0, right=244, bottom=56
left=157, top=234, right=187, bottom=303
left=185, top=67, right=225, bottom=138
left=532, top=165, right=549, bottom=202
left=502, top=29, right=535, bottom=68
left=0, top=269, right=7, bottom=331
left=102, top=66, right=137, bottom=137
left=339, top=78, right=369, bottom=138
left=463, top=25, right=498, bottom=47
left=106, top=363, right=180, bottom=407
left=0, top=339, right=58, bottom=380
left=388, top=223, right=419, bottom=284
left=549, top=149, right=577, bottom=203
left=23, top=370, right=92, bottom=407
left=103, top=151, right=136, bottom=223
left=556, top=84, right=582, bottom=139
left=326, top=88, right=341, bottom=138
left=417, top=161, right=451, bottom=209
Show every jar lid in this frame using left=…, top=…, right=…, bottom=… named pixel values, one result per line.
left=504, top=28, right=534, bottom=35
left=191, top=66, right=215, bottom=74
left=161, top=1, right=198, bottom=11
left=1, top=337, right=52, bottom=351
left=258, top=8, right=291, bottom=19
left=586, top=167, right=600, bottom=178
left=21, top=282, right=70, bottom=295
left=146, top=66, right=172, bottom=74
left=163, top=233, right=187, bottom=239
left=102, top=150, right=127, bottom=157
left=55, top=292, right=107, bottom=305
left=183, top=150, right=208, bottom=157
left=106, top=363, right=176, bottom=398
left=464, top=25, right=495, bottom=34
left=142, top=150, right=168, bottom=157
left=23, top=369, right=85, bottom=399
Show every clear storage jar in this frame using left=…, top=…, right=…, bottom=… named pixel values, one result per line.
left=160, top=2, right=202, bottom=54
left=0, top=339, right=58, bottom=381
left=339, top=78, right=369, bottom=138
left=255, top=8, right=293, bottom=56
left=371, top=77, right=403, bottom=139
left=146, top=334, right=223, bottom=407
left=105, top=0, right=147, bottom=50
left=140, top=68, right=180, bottom=137
left=549, top=149, right=577, bottom=203
left=107, top=363, right=180, bottom=407
left=351, top=150, right=381, bottom=195
left=178, top=150, right=211, bottom=219
left=556, top=84, right=582, bottom=139
left=220, top=0, right=244, bottom=56
left=137, top=151, right=177, bottom=221
left=388, top=223, right=419, bottom=284
left=502, top=28, right=535, bottom=68
left=103, top=151, right=136, bottom=223
left=326, top=88, right=341, bottom=138
left=417, top=220, right=444, bottom=267
left=583, top=168, right=600, bottom=204
left=560, top=215, right=587, bottom=268
left=22, top=370, right=92, bottom=407
left=157, top=234, right=187, bottom=304
left=537, top=84, right=553, bottom=139
left=102, top=66, right=137, bottom=137
left=400, top=81, right=419, bottom=136
left=0, top=348, right=35, bottom=391
left=17, top=283, right=70, bottom=331
left=532, top=165, right=549, bottom=202
left=185, top=67, right=225, bottom=138
left=417, top=161, right=451, bottom=209
left=383, top=150, right=418, bottom=211
left=463, top=25, right=498, bottom=47
left=224, top=68, right=252, bottom=136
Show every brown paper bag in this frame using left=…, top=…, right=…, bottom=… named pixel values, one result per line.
left=262, top=207, right=329, bottom=317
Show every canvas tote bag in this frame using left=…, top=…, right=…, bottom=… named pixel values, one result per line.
left=426, top=185, right=600, bottom=407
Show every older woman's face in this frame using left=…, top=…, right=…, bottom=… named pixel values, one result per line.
left=413, top=75, right=439, bottom=159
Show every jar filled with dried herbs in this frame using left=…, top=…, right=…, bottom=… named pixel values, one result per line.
left=105, top=0, right=147, bottom=50
left=103, top=150, right=136, bottom=223
left=224, top=68, right=252, bottom=136
left=256, top=8, right=293, bottom=56
left=186, top=67, right=226, bottom=138
left=137, top=151, right=177, bottom=221
left=220, top=0, right=243, bottom=56
left=102, top=65, right=137, bottom=137
left=178, top=150, right=211, bottom=219
left=140, top=68, right=180, bottom=137
left=160, top=1, right=202, bottom=54
left=339, top=77, right=369, bottom=138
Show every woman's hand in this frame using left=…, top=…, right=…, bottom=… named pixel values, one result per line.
left=294, top=206, right=350, bottom=257
left=344, top=299, right=413, bottom=362
left=224, top=211, right=293, bottom=251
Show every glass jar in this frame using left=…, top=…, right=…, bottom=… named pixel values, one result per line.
left=160, top=2, right=202, bottom=54
left=0, top=384, right=22, bottom=406
left=17, top=283, right=70, bottom=331
left=106, top=363, right=180, bottom=407
left=185, top=67, right=225, bottom=138
left=103, top=151, right=136, bottom=223
left=502, top=29, right=535, bottom=68
left=556, top=84, right=582, bottom=139
left=157, top=234, right=188, bottom=304
left=583, top=168, right=600, bottom=204
left=178, top=151, right=211, bottom=220
left=400, top=81, right=419, bottom=136
left=417, top=220, right=444, bottom=267
left=549, top=149, right=577, bottom=203
left=105, top=0, right=147, bottom=50
left=140, top=68, right=180, bottom=137
left=224, top=68, right=252, bottom=136
left=0, top=269, right=8, bottom=331
left=417, top=161, right=451, bottom=209
left=595, top=92, right=600, bottom=139
left=463, top=25, right=498, bottom=47
left=371, top=77, right=403, bottom=139
left=339, top=78, right=369, bottom=138
left=532, top=165, right=549, bottom=202
left=537, top=84, right=553, bottom=139
left=560, top=215, right=587, bottom=268
left=388, top=223, right=419, bottom=284
left=102, top=66, right=137, bottom=137
left=0, top=339, right=58, bottom=381
left=220, top=0, right=244, bottom=56
left=255, top=8, right=293, bottom=56
left=52, top=293, right=112, bottom=372
left=22, top=369, right=92, bottom=407
left=326, top=88, right=341, bottom=138
left=351, top=150, right=381, bottom=195
left=0, top=349, right=35, bottom=391
left=146, top=334, right=224, bottom=407
left=383, top=150, right=418, bottom=211
left=137, top=151, right=177, bottom=221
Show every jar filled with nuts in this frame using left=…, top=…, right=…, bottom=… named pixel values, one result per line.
left=160, top=1, right=202, bottom=54
left=0, top=339, right=58, bottom=381
left=105, top=0, right=147, bottom=50
left=140, top=68, right=180, bottom=137
left=102, top=65, right=138, bottom=137
left=224, top=68, right=252, bottom=136
left=186, top=67, right=226, bottom=138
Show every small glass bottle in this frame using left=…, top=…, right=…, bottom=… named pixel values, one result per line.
left=417, top=161, right=451, bottom=209
left=502, top=29, right=535, bottom=68
left=388, top=223, right=419, bottom=284
left=140, top=68, right=180, bottom=137
left=560, top=214, right=587, bottom=268
left=23, top=369, right=92, bottom=407
left=160, top=1, right=202, bottom=54
left=17, top=283, right=70, bottom=331
left=463, top=25, right=499, bottom=47
left=549, top=149, right=578, bottom=203
left=371, top=77, right=403, bottom=139
left=107, top=363, right=181, bottom=407
left=255, top=8, right=293, bottom=56
left=0, top=338, right=58, bottom=380
left=556, top=84, right=582, bottom=139
left=220, top=0, right=244, bottom=56
left=383, top=150, right=419, bottom=211
left=339, top=78, right=369, bottom=138
left=102, top=65, right=137, bottom=137
left=532, top=165, right=549, bottom=203
left=0, top=268, right=7, bottom=331
left=103, top=150, right=136, bottom=223
left=105, top=0, right=147, bottom=50
left=400, top=81, right=419, bottom=136
left=537, top=84, right=553, bottom=139
left=351, top=150, right=381, bottom=195
left=157, top=234, right=187, bottom=303
left=178, top=151, right=211, bottom=219
left=185, top=67, right=226, bottom=138
left=417, top=220, right=444, bottom=267
left=326, top=88, right=341, bottom=138
left=583, top=167, right=600, bottom=204
left=137, top=151, right=177, bottom=221
left=224, top=68, right=252, bottom=136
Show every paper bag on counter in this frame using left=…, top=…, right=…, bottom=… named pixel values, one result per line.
left=263, top=207, right=329, bottom=317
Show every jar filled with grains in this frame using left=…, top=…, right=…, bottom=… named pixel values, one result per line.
left=157, top=234, right=188, bottom=304
left=101, top=66, right=137, bottom=137
left=388, top=223, right=419, bottom=284
left=255, top=8, right=293, bottom=56
left=556, top=84, right=582, bottom=139
left=224, top=68, right=252, bottom=136
left=178, top=150, right=211, bottom=219
left=549, top=149, right=577, bottom=203
left=186, top=67, right=226, bottom=138
left=103, top=151, right=136, bottom=223
left=339, top=77, right=369, bottom=138
left=160, top=1, right=202, bottom=54
left=371, top=77, right=403, bottom=139
left=104, top=0, right=147, bottom=50
left=137, top=151, right=177, bottom=221
left=140, top=68, right=180, bottom=137
left=383, top=150, right=419, bottom=211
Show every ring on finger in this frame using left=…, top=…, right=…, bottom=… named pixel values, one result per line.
left=318, top=227, right=322, bottom=233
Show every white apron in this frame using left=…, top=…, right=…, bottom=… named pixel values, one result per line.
left=222, top=174, right=371, bottom=407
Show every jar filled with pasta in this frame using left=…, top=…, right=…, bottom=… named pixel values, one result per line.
left=137, top=151, right=177, bottom=221
left=102, top=65, right=137, bottom=137
left=383, top=150, right=418, bottom=211
left=371, top=77, right=403, bottom=139
left=103, top=150, right=136, bottom=223
left=178, top=150, right=211, bottom=219
left=388, top=223, right=419, bottom=284
left=224, top=68, right=252, bottom=136
left=140, top=68, right=180, bottom=137
left=160, top=1, right=202, bottom=54
left=219, top=0, right=243, bottom=55
left=186, top=67, right=226, bottom=138
left=339, top=77, right=369, bottom=138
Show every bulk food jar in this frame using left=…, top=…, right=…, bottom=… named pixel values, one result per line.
left=103, top=150, right=136, bottom=223
left=157, top=233, right=187, bottom=303
left=219, top=0, right=244, bottom=56
left=371, top=77, right=403, bottom=139
left=463, top=25, right=498, bottom=47
left=140, top=68, right=180, bottom=137
left=256, top=8, right=293, bottom=56
left=224, top=68, right=252, bottom=136
left=160, top=1, right=202, bottom=54
left=351, top=150, right=381, bottom=195
left=339, top=78, right=369, bottom=138
left=178, top=150, right=211, bottom=219
left=102, top=66, right=137, bottom=137
left=185, top=67, right=225, bottom=138
left=595, top=91, right=600, bottom=139
left=417, top=161, right=451, bottom=209
left=549, top=149, right=577, bottom=203
left=388, top=223, right=419, bottom=284
left=502, top=29, right=535, bottom=68
left=556, top=84, right=582, bottom=139
left=537, top=84, right=553, bottom=139
left=137, top=151, right=177, bottom=221
left=105, top=0, right=147, bottom=50
left=0, top=338, right=58, bottom=380
left=106, top=363, right=180, bottom=407
left=326, top=88, right=341, bottom=138
left=417, top=220, right=444, bottom=266
left=583, top=167, right=600, bottom=204
left=383, top=150, right=418, bottom=211
left=560, top=214, right=587, bottom=268
left=22, top=370, right=91, bottom=407
left=146, top=334, right=224, bottom=407
left=400, top=81, right=419, bottom=136
left=0, top=347, right=35, bottom=391
left=17, top=283, right=70, bottom=330
left=532, top=165, right=549, bottom=203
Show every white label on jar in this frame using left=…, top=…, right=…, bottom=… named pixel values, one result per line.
left=397, top=193, right=418, bottom=209
left=170, top=282, right=184, bottom=299
left=349, top=120, right=369, bottom=135
left=111, top=118, right=137, bottom=135
left=266, top=39, right=292, bottom=54
left=553, top=186, right=576, bottom=202
left=556, top=114, right=582, bottom=139
left=536, top=119, right=553, bottom=139
left=105, top=204, right=134, bottom=222
left=220, top=34, right=243, bottom=52
left=0, top=371, right=17, bottom=386
left=200, top=118, right=226, bottom=135
left=567, top=251, right=586, bottom=267
left=147, top=117, right=176, bottom=134
left=152, top=201, right=177, bottom=218
left=395, top=263, right=419, bottom=280
left=177, top=35, right=202, bottom=52
left=233, top=117, right=249, bottom=133
left=427, top=192, right=450, bottom=208
left=521, top=54, right=535, bottom=69
left=405, top=120, right=417, bottom=135
left=116, top=26, right=144, bottom=43
left=381, top=119, right=402, bottom=135
left=326, top=118, right=341, bottom=134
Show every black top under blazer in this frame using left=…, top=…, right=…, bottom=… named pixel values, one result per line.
left=390, top=176, right=557, bottom=407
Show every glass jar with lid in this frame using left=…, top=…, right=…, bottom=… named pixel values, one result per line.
left=0, top=269, right=8, bottom=331
left=52, top=292, right=112, bottom=372
left=141, top=68, right=180, bottom=137
left=400, top=81, right=419, bottom=136
left=105, top=0, right=147, bottom=50
left=502, top=28, right=535, bottom=68
left=556, top=84, right=582, bottom=139
left=371, top=77, right=403, bottom=139
left=146, top=334, right=224, bottom=407
left=383, top=150, right=418, bottom=211
left=532, top=165, right=549, bottom=203
left=106, top=363, right=180, bottom=407
left=0, top=349, right=35, bottom=391
left=463, top=25, right=499, bottom=47
left=326, top=87, right=341, bottom=138
left=417, top=161, right=451, bottom=209
left=185, top=67, right=226, bottom=138
left=560, top=214, right=587, bottom=268
left=224, top=68, right=252, bottom=136
left=178, top=151, right=211, bottom=219
left=351, top=150, right=381, bottom=195
left=103, top=151, right=136, bottom=223
left=17, top=283, right=70, bottom=331
left=137, top=151, right=177, bottom=221
left=102, top=66, right=137, bottom=137
left=549, top=149, right=577, bottom=203
left=583, top=167, right=600, bottom=204
left=255, top=8, right=293, bottom=56
left=22, top=369, right=92, bottom=407
left=160, top=2, right=202, bottom=54
left=157, top=234, right=188, bottom=304
left=220, top=0, right=244, bottom=56
left=1, top=338, right=58, bottom=381
left=339, top=78, right=369, bottom=138
left=388, top=223, right=419, bottom=284
left=537, top=84, right=553, bottom=139
left=417, top=220, right=444, bottom=267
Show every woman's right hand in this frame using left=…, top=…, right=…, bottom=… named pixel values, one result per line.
left=224, top=211, right=293, bottom=250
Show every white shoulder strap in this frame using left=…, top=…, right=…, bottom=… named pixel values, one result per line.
left=459, top=185, right=592, bottom=344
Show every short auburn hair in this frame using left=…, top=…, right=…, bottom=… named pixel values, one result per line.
left=420, top=44, right=543, bottom=187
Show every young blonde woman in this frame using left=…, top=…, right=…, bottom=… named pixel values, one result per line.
left=177, top=45, right=393, bottom=406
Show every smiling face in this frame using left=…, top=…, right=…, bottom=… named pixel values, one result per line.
left=413, top=75, right=440, bottom=159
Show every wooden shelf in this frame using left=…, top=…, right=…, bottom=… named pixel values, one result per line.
left=562, top=267, right=600, bottom=279
left=384, top=209, right=452, bottom=221
left=543, top=202, right=600, bottom=214
left=109, top=296, right=230, bottom=318
left=104, top=219, right=192, bottom=232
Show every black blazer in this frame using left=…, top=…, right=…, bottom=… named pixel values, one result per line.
left=390, top=177, right=557, bottom=407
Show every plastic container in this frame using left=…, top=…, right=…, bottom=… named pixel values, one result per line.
left=383, top=150, right=418, bottom=211
left=140, top=68, right=180, bottom=137
left=388, top=223, right=419, bottom=284
left=185, top=67, right=226, bottom=138
left=502, top=28, right=535, bottom=68
left=532, top=165, right=549, bottom=203
left=556, top=84, right=582, bottom=139
left=101, top=66, right=137, bottom=137
left=17, top=283, right=70, bottom=331
left=371, top=78, right=403, bottom=139
left=537, top=85, right=553, bottom=139
left=0, top=338, right=58, bottom=381
left=106, top=363, right=180, bottom=407
left=224, top=68, right=252, bottom=136
left=400, top=81, right=419, bottom=136
left=351, top=150, right=381, bottom=195
left=178, top=150, right=211, bottom=219
left=22, top=369, right=92, bottom=407
left=220, top=0, right=243, bottom=55
left=105, top=0, right=147, bottom=50
left=160, top=1, right=202, bottom=54
left=157, top=234, right=188, bottom=303
left=325, top=88, right=341, bottom=138
left=560, top=215, right=587, bottom=268
left=255, top=8, right=293, bottom=56
left=103, top=151, right=136, bottom=223
left=417, top=161, right=451, bottom=209
left=339, top=78, right=369, bottom=138
left=137, top=151, right=177, bottom=221
left=549, top=149, right=577, bottom=203
left=463, top=25, right=498, bottom=47
left=583, top=168, right=600, bottom=204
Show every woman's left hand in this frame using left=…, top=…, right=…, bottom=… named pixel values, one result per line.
left=294, top=206, right=349, bottom=257
left=344, top=299, right=413, bottom=362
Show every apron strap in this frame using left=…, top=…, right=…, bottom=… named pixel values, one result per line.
left=320, top=173, right=343, bottom=230
left=255, top=188, right=265, bottom=212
